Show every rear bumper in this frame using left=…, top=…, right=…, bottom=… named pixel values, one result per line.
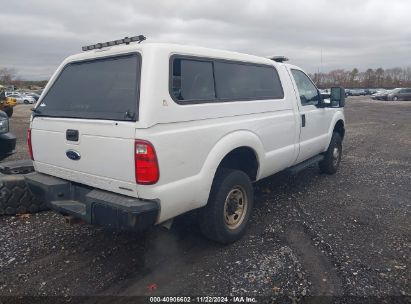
left=0, top=132, right=16, bottom=160
left=25, top=172, right=159, bottom=231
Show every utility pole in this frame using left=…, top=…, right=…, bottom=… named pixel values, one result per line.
left=320, top=48, right=323, bottom=72
left=318, top=48, right=323, bottom=87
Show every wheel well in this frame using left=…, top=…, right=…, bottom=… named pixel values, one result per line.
left=217, top=147, right=259, bottom=181
left=333, top=120, right=345, bottom=140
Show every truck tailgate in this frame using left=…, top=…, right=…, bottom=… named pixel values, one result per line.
left=31, top=117, right=138, bottom=197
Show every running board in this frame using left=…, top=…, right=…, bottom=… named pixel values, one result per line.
left=286, top=154, right=324, bottom=175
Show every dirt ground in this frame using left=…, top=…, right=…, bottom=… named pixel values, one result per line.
left=0, top=97, right=410, bottom=302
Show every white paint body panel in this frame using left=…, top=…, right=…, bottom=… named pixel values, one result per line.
left=30, top=43, right=345, bottom=223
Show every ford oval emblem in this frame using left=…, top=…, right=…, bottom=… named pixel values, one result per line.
left=66, top=150, right=81, bottom=161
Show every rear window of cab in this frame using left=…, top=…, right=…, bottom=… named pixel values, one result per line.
left=170, top=56, right=284, bottom=104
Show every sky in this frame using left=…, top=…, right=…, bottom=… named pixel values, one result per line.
left=1, top=0, right=410, bottom=80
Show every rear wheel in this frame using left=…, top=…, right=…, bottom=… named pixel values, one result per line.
left=24, top=100, right=29, bottom=104
left=199, top=169, right=253, bottom=244
left=319, top=132, right=342, bottom=174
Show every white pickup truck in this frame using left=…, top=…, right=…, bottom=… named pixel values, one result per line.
left=26, top=37, right=345, bottom=243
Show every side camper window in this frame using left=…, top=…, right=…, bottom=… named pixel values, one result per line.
left=171, top=56, right=284, bottom=104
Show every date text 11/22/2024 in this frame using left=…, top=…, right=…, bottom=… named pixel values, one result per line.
left=149, top=296, right=257, bottom=303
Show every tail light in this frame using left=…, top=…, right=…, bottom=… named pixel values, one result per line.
left=135, top=140, right=159, bottom=184
left=27, top=128, right=34, bottom=160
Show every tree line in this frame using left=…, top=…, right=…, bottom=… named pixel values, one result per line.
left=309, top=67, right=411, bottom=89
left=0, top=68, right=47, bottom=89
left=2, top=65, right=411, bottom=91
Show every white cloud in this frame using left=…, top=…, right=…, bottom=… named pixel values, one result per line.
left=0, top=0, right=410, bottom=79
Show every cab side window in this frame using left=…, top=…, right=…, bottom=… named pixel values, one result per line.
left=291, top=69, right=320, bottom=106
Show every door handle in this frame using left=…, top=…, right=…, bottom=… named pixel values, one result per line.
left=301, top=114, right=306, bottom=127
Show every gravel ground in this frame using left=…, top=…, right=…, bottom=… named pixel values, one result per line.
left=0, top=97, right=410, bottom=302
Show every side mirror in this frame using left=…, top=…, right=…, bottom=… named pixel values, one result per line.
left=331, top=87, right=345, bottom=107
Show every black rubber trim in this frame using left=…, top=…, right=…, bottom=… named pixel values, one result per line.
left=0, top=132, right=16, bottom=159
left=0, top=159, right=34, bottom=175
left=25, top=172, right=159, bottom=231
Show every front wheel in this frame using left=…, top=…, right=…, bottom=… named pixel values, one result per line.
left=319, top=132, right=342, bottom=174
left=392, top=96, right=398, bottom=101
left=199, top=169, right=254, bottom=244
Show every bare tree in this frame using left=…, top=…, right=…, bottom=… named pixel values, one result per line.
left=0, top=67, right=16, bottom=84
left=349, top=68, right=359, bottom=88
left=375, top=68, right=384, bottom=87
left=364, top=69, right=375, bottom=88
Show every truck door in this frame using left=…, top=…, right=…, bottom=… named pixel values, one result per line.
left=289, top=69, right=334, bottom=163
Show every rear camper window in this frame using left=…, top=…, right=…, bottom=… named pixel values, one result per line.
left=37, top=54, right=140, bottom=121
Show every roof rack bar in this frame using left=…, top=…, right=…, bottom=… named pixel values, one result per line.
left=82, top=35, right=146, bottom=51
left=270, top=56, right=289, bottom=63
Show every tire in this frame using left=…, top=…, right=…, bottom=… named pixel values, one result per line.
left=392, top=96, right=398, bottom=101
left=199, top=169, right=254, bottom=244
left=319, top=132, right=342, bottom=174
left=24, top=100, right=29, bottom=104
left=4, top=107, right=13, bottom=118
left=0, top=173, right=48, bottom=215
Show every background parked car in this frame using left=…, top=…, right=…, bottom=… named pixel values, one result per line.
left=348, top=89, right=367, bottom=96
left=371, top=89, right=386, bottom=100
left=375, top=88, right=386, bottom=93
left=387, top=88, right=411, bottom=101
left=0, top=110, right=16, bottom=160
left=26, top=92, right=41, bottom=101
left=365, top=89, right=378, bottom=95
left=5, top=92, right=36, bottom=104
left=0, top=88, right=17, bottom=117
left=371, top=90, right=391, bottom=100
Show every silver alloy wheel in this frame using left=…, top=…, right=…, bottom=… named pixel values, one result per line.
left=393, top=96, right=398, bottom=101
left=224, top=185, right=248, bottom=230
left=332, top=146, right=340, bottom=167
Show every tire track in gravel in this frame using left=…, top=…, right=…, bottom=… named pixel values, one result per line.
left=285, top=222, right=343, bottom=299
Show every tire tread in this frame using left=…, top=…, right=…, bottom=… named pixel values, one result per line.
left=319, top=132, right=342, bottom=174
left=0, top=174, right=47, bottom=215
left=199, top=169, right=253, bottom=244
